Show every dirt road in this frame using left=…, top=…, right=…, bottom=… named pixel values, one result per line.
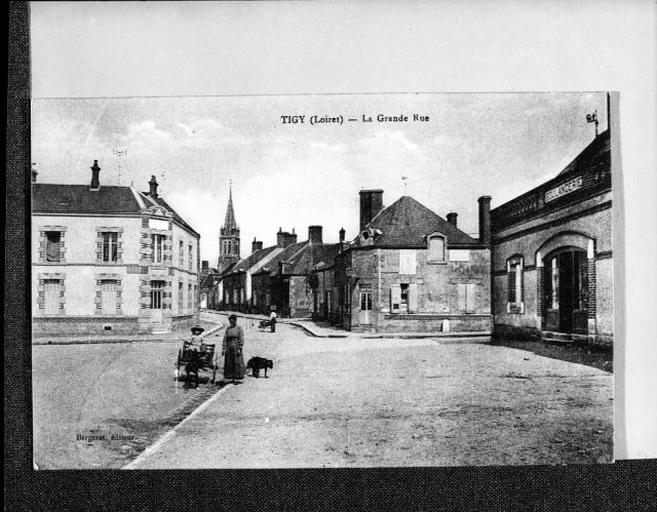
left=127, top=323, right=613, bottom=468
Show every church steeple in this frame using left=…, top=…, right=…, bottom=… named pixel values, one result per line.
left=218, top=181, right=240, bottom=272
left=223, top=183, right=238, bottom=233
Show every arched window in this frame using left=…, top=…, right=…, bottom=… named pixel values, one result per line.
left=427, top=233, right=446, bottom=263
left=506, top=255, right=524, bottom=313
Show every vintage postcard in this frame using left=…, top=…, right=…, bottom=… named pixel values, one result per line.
left=31, top=92, right=614, bottom=468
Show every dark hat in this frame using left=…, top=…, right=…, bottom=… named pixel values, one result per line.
left=191, top=324, right=205, bottom=333
left=228, top=314, right=238, bottom=321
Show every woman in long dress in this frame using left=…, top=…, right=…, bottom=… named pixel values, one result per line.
left=220, top=314, right=245, bottom=384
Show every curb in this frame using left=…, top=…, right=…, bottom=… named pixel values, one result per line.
left=201, top=311, right=491, bottom=341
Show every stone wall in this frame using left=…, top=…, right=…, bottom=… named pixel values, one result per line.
left=346, top=246, right=491, bottom=333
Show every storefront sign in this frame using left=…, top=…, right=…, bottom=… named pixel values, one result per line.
left=545, top=176, right=583, bottom=202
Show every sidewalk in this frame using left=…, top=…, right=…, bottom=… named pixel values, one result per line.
left=202, top=310, right=491, bottom=342
left=32, top=318, right=224, bottom=346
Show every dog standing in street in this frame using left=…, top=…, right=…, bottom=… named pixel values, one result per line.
left=246, top=357, right=273, bottom=378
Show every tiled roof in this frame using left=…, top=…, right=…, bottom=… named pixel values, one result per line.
left=288, top=243, right=342, bottom=274
left=228, top=246, right=281, bottom=273
left=143, top=193, right=199, bottom=236
left=558, top=129, right=610, bottom=176
left=32, top=184, right=199, bottom=237
left=361, top=195, right=477, bottom=247
left=32, top=184, right=141, bottom=215
left=253, top=242, right=307, bottom=276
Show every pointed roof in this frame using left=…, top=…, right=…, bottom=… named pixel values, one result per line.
left=361, top=195, right=476, bottom=247
left=223, top=183, right=238, bottom=231
left=558, top=128, right=610, bottom=176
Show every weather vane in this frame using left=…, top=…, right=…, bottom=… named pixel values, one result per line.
left=401, top=176, right=408, bottom=195
left=586, top=110, right=599, bottom=137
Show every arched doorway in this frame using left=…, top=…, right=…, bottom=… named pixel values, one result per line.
left=543, top=247, right=588, bottom=334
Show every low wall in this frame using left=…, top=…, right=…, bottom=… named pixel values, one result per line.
left=376, top=314, right=492, bottom=333
left=32, top=316, right=141, bottom=336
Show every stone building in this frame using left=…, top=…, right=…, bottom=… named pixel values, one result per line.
left=199, top=260, right=221, bottom=309
left=490, top=128, right=613, bottom=346
left=249, top=227, right=340, bottom=318
left=32, top=161, right=200, bottom=335
left=327, top=189, right=492, bottom=333
left=220, top=238, right=284, bottom=312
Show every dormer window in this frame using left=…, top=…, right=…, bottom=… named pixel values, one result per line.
left=427, top=233, right=446, bottom=263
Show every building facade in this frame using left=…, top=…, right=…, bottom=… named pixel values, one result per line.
left=32, top=162, right=201, bottom=336
left=490, top=129, right=613, bottom=346
left=326, top=190, right=492, bottom=333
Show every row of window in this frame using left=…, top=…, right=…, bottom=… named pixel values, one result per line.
left=314, top=282, right=478, bottom=316
left=41, top=229, right=197, bottom=269
left=386, top=244, right=469, bottom=275
left=38, top=278, right=197, bottom=315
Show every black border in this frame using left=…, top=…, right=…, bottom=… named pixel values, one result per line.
left=5, top=2, right=657, bottom=510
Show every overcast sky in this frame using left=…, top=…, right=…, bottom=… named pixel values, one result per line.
left=31, top=93, right=606, bottom=265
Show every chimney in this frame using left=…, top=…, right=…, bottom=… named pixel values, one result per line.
left=202, top=260, right=209, bottom=272
left=359, top=189, right=384, bottom=231
left=277, top=228, right=298, bottom=248
left=339, top=227, right=346, bottom=252
left=447, top=212, right=458, bottom=227
left=31, top=163, right=38, bottom=183
left=252, top=237, right=263, bottom=253
left=90, top=160, right=101, bottom=190
left=308, top=225, right=323, bottom=245
left=478, top=196, right=491, bottom=246
left=149, top=175, right=158, bottom=198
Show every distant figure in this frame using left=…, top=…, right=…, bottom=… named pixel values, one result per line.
left=218, top=314, right=245, bottom=384
left=269, top=308, right=277, bottom=333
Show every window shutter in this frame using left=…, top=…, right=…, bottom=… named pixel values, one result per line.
left=383, top=251, right=399, bottom=272
left=457, top=284, right=466, bottom=313
left=390, top=286, right=402, bottom=313
left=507, top=271, right=515, bottom=303
left=466, top=283, right=476, bottom=313
left=408, top=283, right=418, bottom=313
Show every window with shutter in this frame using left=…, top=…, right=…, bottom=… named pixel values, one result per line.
left=100, top=280, right=118, bottom=315
left=44, top=279, right=61, bottom=314
left=506, top=256, right=524, bottom=313
left=390, top=286, right=402, bottom=313
left=466, top=283, right=476, bottom=313
left=408, top=283, right=418, bottom=313
left=457, top=284, right=467, bottom=313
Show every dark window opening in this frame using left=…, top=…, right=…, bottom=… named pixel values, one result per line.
left=46, top=232, right=61, bottom=262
